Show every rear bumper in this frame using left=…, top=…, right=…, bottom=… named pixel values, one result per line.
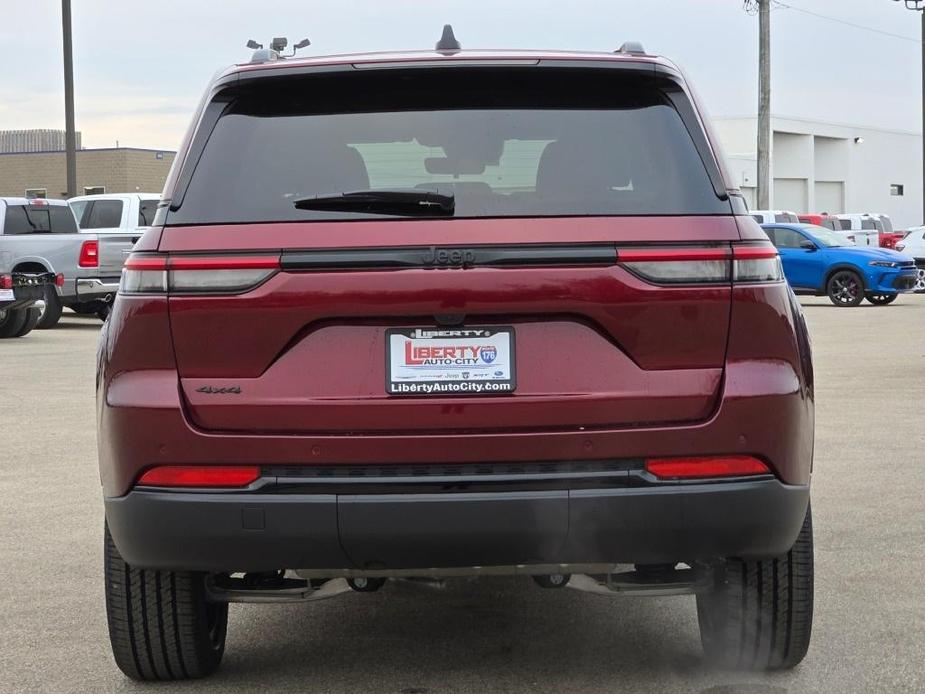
left=75, top=278, right=120, bottom=301
left=105, top=478, right=810, bottom=573
left=0, top=273, right=53, bottom=310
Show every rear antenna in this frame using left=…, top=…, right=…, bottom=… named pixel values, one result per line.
left=247, top=37, right=310, bottom=63
left=435, top=24, right=461, bottom=54
left=615, top=41, right=647, bottom=55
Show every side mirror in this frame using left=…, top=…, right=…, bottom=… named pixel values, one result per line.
left=800, top=241, right=817, bottom=251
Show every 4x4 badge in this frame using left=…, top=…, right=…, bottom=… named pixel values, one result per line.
left=196, top=385, right=242, bottom=394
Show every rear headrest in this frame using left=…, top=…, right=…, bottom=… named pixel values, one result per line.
left=536, top=139, right=633, bottom=197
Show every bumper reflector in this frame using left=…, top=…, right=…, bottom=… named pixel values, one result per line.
left=137, top=465, right=261, bottom=488
left=644, top=456, right=771, bottom=480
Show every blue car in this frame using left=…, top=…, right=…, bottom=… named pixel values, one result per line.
left=761, top=223, right=918, bottom=306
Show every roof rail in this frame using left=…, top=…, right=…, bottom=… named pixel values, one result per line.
left=615, top=41, right=647, bottom=56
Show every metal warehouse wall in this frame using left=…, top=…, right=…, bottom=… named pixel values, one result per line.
left=714, top=116, right=923, bottom=229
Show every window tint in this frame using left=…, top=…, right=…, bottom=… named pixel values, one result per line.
left=138, top=199, right=159, bottom=226
left=772, top=228, right=806, bottom=249
left=2, top=204, right=78, bottom=234
left=171, top=70, right=727, bottom=225
left=774, top=213, right=798, bottom=223
left=83, top=200, right=123, bottom=229
left=861, top=219, right=876, bottom=231
left=763, top=228, right=777, bottom=244
left=751, top=214, right=764, bottom=223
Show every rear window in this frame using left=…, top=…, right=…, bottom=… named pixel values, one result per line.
left=81, top=200, right=124, bottom=229
left=170, top=70, right=728, bottom=225
left=2, top=204, right=78, bottom=235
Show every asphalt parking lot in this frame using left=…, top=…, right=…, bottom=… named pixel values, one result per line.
left=1, top=296, right=924, bottom=694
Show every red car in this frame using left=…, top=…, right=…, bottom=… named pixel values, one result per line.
left=98, top=34, right=815, bottom=680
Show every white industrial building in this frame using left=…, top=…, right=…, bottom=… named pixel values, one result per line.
left=713, top=115, right=922, bottom=229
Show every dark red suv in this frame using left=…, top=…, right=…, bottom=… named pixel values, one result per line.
left=98, top=38, right=814, bottom=680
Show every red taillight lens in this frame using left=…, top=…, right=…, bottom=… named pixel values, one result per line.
left=617, top=245, right=782, bottom=285
left=645, top=455, right=771, bottom=480
left=618, top=247, right=730, bottom=284
left=120, top=254, right=279, bottom=295
left=0, top=274, right=12, bottom=290
left=732, top=245, right=784, bottom=283
left=137, top=465, right=261, bottom=488
left=78, top=240, right=99, bottom=268
left=55, top=273, right=65, bottom=287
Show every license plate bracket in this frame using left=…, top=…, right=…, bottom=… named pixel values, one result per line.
left=386, top=326, right=516, bottom=396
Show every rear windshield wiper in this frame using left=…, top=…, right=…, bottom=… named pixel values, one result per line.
left=293, top=189, right=454, bottom=217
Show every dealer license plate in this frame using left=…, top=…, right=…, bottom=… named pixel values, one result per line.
left=386, top=327, right=515, bottom=396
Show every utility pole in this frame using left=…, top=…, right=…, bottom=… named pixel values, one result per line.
left=61, top=0, right=77, bottom=198
left=757, top=0, right=771, bottom=209
left=894, top=1, right=925, bottom=224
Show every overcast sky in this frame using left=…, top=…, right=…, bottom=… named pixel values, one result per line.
left=0, top=0, right=921, bottom=150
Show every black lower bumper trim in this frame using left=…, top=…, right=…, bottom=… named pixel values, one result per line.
left=105, top=480, right=810, bottom=573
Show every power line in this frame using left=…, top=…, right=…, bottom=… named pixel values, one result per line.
left=775, top=1, right=923, bottom=44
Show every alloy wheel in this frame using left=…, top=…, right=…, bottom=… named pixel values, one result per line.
left=829, top=271, right=862, bottom=306
left=916, top=268, right=925, bottom=293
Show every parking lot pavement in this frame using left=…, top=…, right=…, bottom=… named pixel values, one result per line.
left=1, top=298, right=923, bottom=694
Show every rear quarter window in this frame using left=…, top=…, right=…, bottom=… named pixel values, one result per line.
left=169, top=69, right=729, bottom=225
left=1, top=204, right=78, bottom=234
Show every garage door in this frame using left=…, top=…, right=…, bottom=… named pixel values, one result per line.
left=814, top=181, right=844, bottom=214
left=773, top=178, right=808, bottom=212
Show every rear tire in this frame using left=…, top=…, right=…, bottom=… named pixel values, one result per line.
left=866, top=293, right=897, bottom=306
left=104, top=524, right=228, bottom=681
left=0, top=308, right=29, bottom=338
left=826, top=270, right=864, bottom=307
left=35, top=286, right=62, bottom=329
left=696, top=504, right=813, bottom=670
left=13, top=307, right=40, bottom=337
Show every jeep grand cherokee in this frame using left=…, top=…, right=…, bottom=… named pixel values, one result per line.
left=98, top=39, right=814, bottom=680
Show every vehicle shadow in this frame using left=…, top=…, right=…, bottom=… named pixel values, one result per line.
left=167, top=577, right=798, bottom=693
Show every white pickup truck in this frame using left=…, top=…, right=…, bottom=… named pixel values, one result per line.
left=66, top=193, right=160, bottom=320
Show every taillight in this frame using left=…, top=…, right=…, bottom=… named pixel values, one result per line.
left=645, top=455, right=771, bottom=479
left=732, top=245, right=784, bottom=283
left=120, top=254, right=279, bottom=295
left=78, top=240, right=99, bottom=268
left=55, top=273, right=65, bottom=287
left=0, top=274, right=12, bottom=289
left=137, top=465, right=261, bottom=488
left=617, top=245, right=782, bottom=285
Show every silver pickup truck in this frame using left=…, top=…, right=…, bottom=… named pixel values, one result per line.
left=0, top=197, right=138, bottom=328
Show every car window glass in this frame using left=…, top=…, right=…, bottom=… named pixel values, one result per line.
left=84, top=200, right=123, bottom=229
left=70, top=200, right=90, bottom=226
left=171, top=71, right=728, bottom=225
left=2, top=204, right=78, bottom=234
left=138, top=199, right=159, bottom=226
left=763, top=228, right=777, bottom=245
left=773, top=228, right=806, bottom=249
